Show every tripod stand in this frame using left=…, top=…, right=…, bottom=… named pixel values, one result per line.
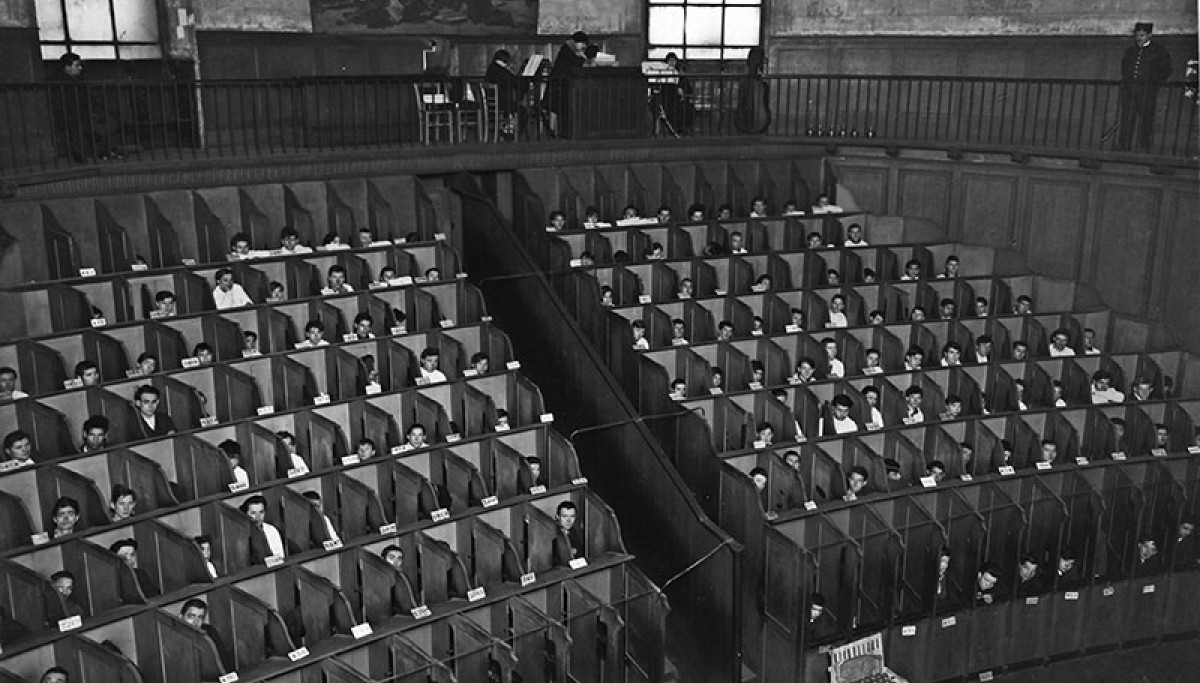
left=652, top=94, right=681, bottom=138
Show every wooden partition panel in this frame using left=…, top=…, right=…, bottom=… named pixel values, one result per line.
left=132, top=609, right=225, bottom=683
left=292, top=565, right=355, bottom=644
left=14, top=399, right=74, bottom=462
left=134, top=519, right=211, bottom=595
left=15, top=340, right=68, bottom=396
left=380, top=460, right=437, bottom=526
left=417, top=534, right=468, bottom=604
left=207, top=584, right=293, bottom=668
left=279, top=487, right=329, bottom=554
left=831, top=154, right=1200, bottom=355
left=0, top=492, right=34, bottom=552
left=201, top=502, right=253, bottom=576
left=0, top=559, right=50, bottom=639
left=332, top=472, right=387, bottom=541
left=60, top=539, right=133, bottom=616
left=38, top=465, right=108, bottom=530
left=107, top=449, right=178, bottom=512
left=52, top=634, right=143, bottom=683
left=274, top=355, right=317, bottom=410
left=525, top=506, right=560, bottom=574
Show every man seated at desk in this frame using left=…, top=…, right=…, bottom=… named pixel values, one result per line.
left=181, top=598, right=233, bottom=670
left=382, top=545, right=418, bottom=615
left=110, top=538, right=161, bottom=601
left=242, top=495, right=286, bottom=563
left=552, top=501, right=585, bottom=567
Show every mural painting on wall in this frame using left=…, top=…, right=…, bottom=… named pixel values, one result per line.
left=312, top=0, right=537, bottom=33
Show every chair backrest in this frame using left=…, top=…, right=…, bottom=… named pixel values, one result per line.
left=477, top=82, right=498, bottom=139
left=412, top=82, right=450, bottom=112
left=480, top=82, right=499, bottom=117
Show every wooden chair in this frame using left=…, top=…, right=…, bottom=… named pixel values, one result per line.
left=412, top=83, right=455, bottom=145
left=454, top=81, right=488, bottom=144
left=479, top=82, right=518, bottom=142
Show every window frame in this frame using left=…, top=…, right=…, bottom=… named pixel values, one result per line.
left=645, top=0, right=764, bottom=61
left=36, top=0, right=163, bottom=61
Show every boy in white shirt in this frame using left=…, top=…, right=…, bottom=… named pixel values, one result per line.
left=195, top=535, right=219, bottom=579
left=2, top=430, right=35, bottom=468
left=1090, top=370, right=1125, bottom=404
left=791, top=358, right=817, bottom=384
left=229, top=232, right=253, bottom=260
left=631, top=320, right=649, bottom=350
left=822, top=338, right=844, bottom=378
left=843, top=223, right=868, bottom=247
left=827, top=294, right=848, bottom=328
left=1014, top=379, right=1030, bottom=410
left=1082, top=327, right=1102, bottom=355
left=583, top=206, right=611, bottom=229
left=904, top=347, right=924, bottom=371
left=749, top=196, right=768, bottom=218
left=862, top=386, right=885, bottom=431
left=303, top=491, right=340, bottom=544
left=973, top=335, right=992, bottom=363
left=937, top=255, right=960, bottom=279
left=296, top=320, right=330, bottom=348
left=789, top=308, right=805, bottom=331
left=940, top=395, right=963, bottom=421
left=825, top=395, right=859, bottom=435
left=862, top=348, right=883, bottom=375
left=212, top=268, right=254, bottom=309
left=974, top=297, right=990, bottom=317
left=279, top=228, right=312, bottom=254
left=729, top=232, right=748, bottom=254
left=903, top=386, right=925, bottom=424
left=0, top=367, right=29, bottom=401
left=277, top=431, right=308, bottom=472
left=1048, top=329, right=1076, bottom=357
left=220, top=440, right=250, bottom=487
left=940, top=341, right=963, bottom=366
left=1014, top=295, right=1034, bottom=315
left=321, top=265, right=354, bottom=295
left=241, top=495, right=286, bottom=559
left=670, top=318, right=689, bottom=346
left=1052, top=380, right=1067, bottom=407
left=418, top=347, right=448, bottom=384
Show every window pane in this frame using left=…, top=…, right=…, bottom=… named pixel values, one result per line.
left=685, top=47, right=722, bottom=60
left=117, top=44, right=162, bottom=60
left=71, top=43, right=117, bottom=60
left=65, top=0, right=115, bottom=41
left=114, top=0, right=159, bottom=42
left=723, top=47, right=753, bottom=60
left=684, top=6, right=723, bottom=46
left=41, top=43, right=68, bottom=60
left=648, top=6, right=685, bottom=46
left=647, top=47, right=681, bottom=59
left=723, top=8, right=760, bottom=46
left=35, top=0, right=66, bottom=40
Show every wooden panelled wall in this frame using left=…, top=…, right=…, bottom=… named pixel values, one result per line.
left=195, top=32, right=645, bottom=80
left=832, top=152, right=1200, bottom=355
left=768, top=35, right=1198, bottom=80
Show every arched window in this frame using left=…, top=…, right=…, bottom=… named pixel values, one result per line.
left=647, top=0, right=762, bottom=60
